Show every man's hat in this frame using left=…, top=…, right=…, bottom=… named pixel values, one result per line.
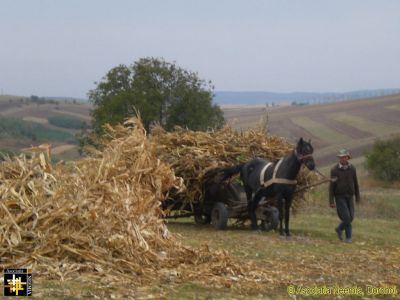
left=336, top=149, right=351, bottom=158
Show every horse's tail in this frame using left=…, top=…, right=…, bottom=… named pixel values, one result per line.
left=221, top=163, right=245, bottom=181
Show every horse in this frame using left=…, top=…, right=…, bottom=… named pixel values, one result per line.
left=222, top=138, right=315, bottom=237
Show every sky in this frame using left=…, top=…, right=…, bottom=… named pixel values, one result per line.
left=1, top=0, right=399, bottom=98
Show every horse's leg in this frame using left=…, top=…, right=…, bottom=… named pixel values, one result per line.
left=244, top=185, right=256, bottom=229
left=244, top=185, right=253, bottom=203
left=284, top=196, right=293, bottom=237
left=277, top=195, right=284, bottom=236
left=244, top=184, right=253, bottom=219
left=249, top=190, right=264, bottom=230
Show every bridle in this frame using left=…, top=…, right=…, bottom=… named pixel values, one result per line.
left=294, top=149, right=337, bottom=183
left=294, top=149, right=314, bottom=163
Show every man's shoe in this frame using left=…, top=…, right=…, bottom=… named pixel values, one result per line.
left=345, top=238, right=352, bottom=243
left=335, top=227, right=343, bottom=241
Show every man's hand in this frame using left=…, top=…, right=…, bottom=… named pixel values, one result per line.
left=330, top=203, right=336, bottom=208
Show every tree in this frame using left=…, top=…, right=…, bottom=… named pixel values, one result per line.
left=365, top=135, right=400, bottom=181
left=89, top=57, right=224, bottom=132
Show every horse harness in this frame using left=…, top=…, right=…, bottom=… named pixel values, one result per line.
left=259, top=150, right=313, bottom=188
left=259, top=159, right=297, bottom=188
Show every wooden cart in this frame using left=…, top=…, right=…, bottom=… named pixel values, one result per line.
left=164, top=168, right=279, bottom=231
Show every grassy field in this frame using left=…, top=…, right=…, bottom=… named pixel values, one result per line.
left=32, top=204, right=400, bottom=299
left=30, top=167, right=400, bottom=299
left=162, top=171, right=400, bottom=299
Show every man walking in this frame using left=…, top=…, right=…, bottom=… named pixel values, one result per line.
left=329, top=149, right=360, bottom=243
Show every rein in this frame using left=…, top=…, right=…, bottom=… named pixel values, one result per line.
left=294, top=168, right=337, bottom=193
left=314, top=168, right=336, bottom=182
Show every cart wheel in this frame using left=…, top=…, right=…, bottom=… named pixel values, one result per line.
left=194, top=214, right=211, bottom=225
left=261, top=207, right=279, bottom=231
left=211, top=202, right=228, bottom=230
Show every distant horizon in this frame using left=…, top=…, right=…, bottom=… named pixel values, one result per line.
left=2, top=86, right=400, bottom=100
left=2, top=88, right=400, bottom=104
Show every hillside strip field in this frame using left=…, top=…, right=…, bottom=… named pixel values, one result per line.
left=291, top=116, right=349, bottom=144
left=223, top=94, right=400, bottom=167
left=0, top=97, right=91, bottom=159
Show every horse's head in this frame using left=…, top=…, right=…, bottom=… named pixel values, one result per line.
left=295, top=138, right=315, bottom=170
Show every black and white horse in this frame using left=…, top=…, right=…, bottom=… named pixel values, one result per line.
left=222, top=138, right=315, bottom=236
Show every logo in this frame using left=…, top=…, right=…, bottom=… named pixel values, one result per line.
left=4, top=269, right=32, bottom=297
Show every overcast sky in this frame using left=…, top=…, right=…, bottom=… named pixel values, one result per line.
left=1, top=0, right=399, bottom=98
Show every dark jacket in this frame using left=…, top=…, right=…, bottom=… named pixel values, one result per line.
left=329, top=163, right=360, bottom=205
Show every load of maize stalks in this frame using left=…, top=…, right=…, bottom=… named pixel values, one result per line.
left=0, top=117, right=276, bottom=295
left=151, top=123, right=316, bottom=213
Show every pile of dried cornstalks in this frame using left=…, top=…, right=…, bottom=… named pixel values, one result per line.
left=0, top=118, right=274, bottom=293
left=151, top=124, right=316, bottom=211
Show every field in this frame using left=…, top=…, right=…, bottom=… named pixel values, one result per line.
left=1, top=94, right=399, bottom=299
left=0, top=96, right=91, bottom=160
left=33, top=174, right=400, bottom=299
left=223, top=94, right=400, bottom=167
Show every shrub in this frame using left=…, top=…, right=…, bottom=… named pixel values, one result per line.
left=365, top=135, right=400, bottom=181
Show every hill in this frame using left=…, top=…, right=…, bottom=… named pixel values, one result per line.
left=0, top=95, right=91, bottom=160
left=214, top=89, right=400, bottom=105
left=222, top=93, right=400, bottom=167
left=1, top=93, right=399, bottom=167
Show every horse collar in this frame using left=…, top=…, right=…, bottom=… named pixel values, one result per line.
left=260, top=159, right=297, bottom=187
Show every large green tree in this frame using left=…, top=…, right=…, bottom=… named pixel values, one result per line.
left=89, top=57, right=224, bottom=132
